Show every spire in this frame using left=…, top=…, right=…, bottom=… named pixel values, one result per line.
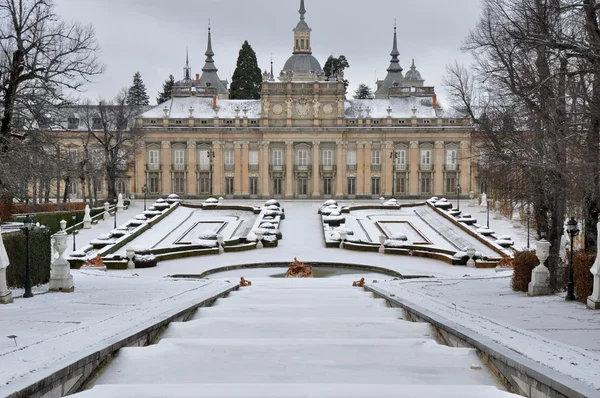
left=299, top=0, right=306, bottom=21
left=202, top=25, right=217, bottom=73
left=387, top=25, right=403, bottom=73
left=184, top=48, right=191, bottom=80
left=270, top=54, right=275, bottom=80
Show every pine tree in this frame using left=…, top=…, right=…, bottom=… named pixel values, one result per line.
left=230, top=41, right=262, bottom=100
left=354, top=84, right=374, bottom=99
left=156, top=74, right=175, bottom=104
left=126, top=72, right=150, bottom=106
left=324, top=55, right=350, bottom=90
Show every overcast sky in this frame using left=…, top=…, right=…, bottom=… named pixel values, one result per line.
left=53, top=0, right=484, bottom=106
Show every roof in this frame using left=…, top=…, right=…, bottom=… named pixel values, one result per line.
left=405, top=60, right=424, bottom=82
left=345, top=98, right=438, bottom=119
left=282, top=53, right=323, bottom=75
left=141, top=97, right=261, bottom=119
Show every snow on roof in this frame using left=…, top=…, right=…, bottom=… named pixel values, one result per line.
left=141, top=97, right=261, bottom=119
left=345, top=97, right=437, bottom=119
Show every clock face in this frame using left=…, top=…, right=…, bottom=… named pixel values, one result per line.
left=272, top=104, right=283, bottom=115
left=323, top=104, right=333, bottom=115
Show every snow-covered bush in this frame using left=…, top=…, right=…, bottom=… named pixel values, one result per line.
left=458, top=214, right=477, bottom=225
left=198, top=230, right=218, bottom=240
left=323, top=214, right=345, bottom=226
left=155, top=198, right=166, bottom=203
left=476, top=227, right=495, bottom=236
left=323, top=199, right=338, bottom=207
left=90, top=234, right=116, bottom=248
left=384, top=239, right=408, bottom=248
left=266, top=205, right=280, bottom=211
left=427, top=196, right=439, bottom=203
left=391, top=232, right=408, bottom=241
left=153, top=202, right=170, bottom=211
left=448, top=209, right=461, bottom=217
left=259, top=222, right=276, bottom=230
left=134, top=214, right=148, bottom=221
left=384, top=199, right=399, bottom=206
left=166, top=194, right=180, bottom=204
left=496, top=236, right=515, bottom=248
left=434, top=199, right=453, bottom=210
left=133, top=248, right=158, bottom=268
left=333, top=226, right=354, bottom=236
left=265, top=210, right=283, bottom=217
left=265, top=199, right=280, bottom=208
left=110, top=230, right=127, bottom=239
left=69, top=251, right=87, bottom=258
left=320, top=205, right=341, bottom=215
left=127, top=219, right=145, bottom=227
left=143, top=210, right=161, bottom=218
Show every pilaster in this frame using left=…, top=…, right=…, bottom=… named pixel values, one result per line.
left=312, top=141, right=320, bottom=198
left=383, top=141, right=394, bottom=197
left=356, top=142, right=365, bottom=197
left=187, top=141, right=196, bottom=196
left=241, top=142, right=250, bottom=196
left=434, top=141, right=445, bottom=196
left=261, top=141, right=271, bottom=199
left=460, top=141, right=470, bottom=191
left=409, top=141, right=419, bottom=195
left=335, top=141, right=344, bottom=199
left=212, top=142, right=222, bottom=196
left=285, top=141, right=294, bottom=199
left=363, top=142, right=372, bottom=196
left=161, top=141, right=171, bottom=195
left=234, top=142, right=242, bottom=196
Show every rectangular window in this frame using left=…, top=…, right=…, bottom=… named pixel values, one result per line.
left=297, top=150, right=308, bottom=167
left=395, top=174, right=407, bottom=194
left=249, top=177, right=258, bottom=195
left=301, top=39, right=305, bottom=49
left=371, top=177, right=381, bottom=195
left=273, top=149, right=283, bottom=166
left=421, top=149, right=431, bottom=170
left=323, top=178, right=333, bottom=196
left=198, top=149, right=210, bottom=170
left=149, top=150, right=159, bottom=170
left=446, top=173, right=457, bottom=193
left=93, top=177, right=103, bottom=193
left=199, top=174, right=211, bottom=194
left=297, top=178, right=308, bottom=196
left=395, top=150, right=406, bottom=170
left=371, top=150, right=380, bottom=165
left=92, top=118, right=102, bottom=129
left=225, top=178, right=234, bottom=195
left=225, top=150, right=234, bottom=165
left=446, top=149, right=457, bottom=170
left=273, top=178, right=283, bottom=195
left=347, top=150, right=357, bottom=165
left=68, top=118, right=79, bottom=130
left=173, top=172, right=185, bottom=193
left=249, top=150, right=259, bottom=165
left=322, top=150, right=333, bottom=166
left=348, top=177, right=356, bottom=196
left=174, top=150, right=185, bottom=170
left=420, top=174, right=432, bottom=194
left=149, top=174, right=160, bottom=193
left=68, top=148, right=79, bottom=163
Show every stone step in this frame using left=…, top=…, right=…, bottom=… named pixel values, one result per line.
left=95, top=338, right=500, bottom=387
left=213, top=296, right=388, bottom=306
left=163, top=317, right=433, bottom=340
left=77, top=383, right=516, bottom=398
left=190, top=304, right=406, bottom=320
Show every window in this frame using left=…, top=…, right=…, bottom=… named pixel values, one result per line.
left=371, top=150, right=380, bottom=165
left=68, top=118, right=79, bottom=130
left=348, top=177, right=356, bottom=196
left=225, top=150, right=234, bottom=165
left=371, top=177, right=381, bottom=195
left=225, top=178, right=234, bottom=195
left=420, top=174, right=432, bottom=194
left=446, top=149, right=457, bottom=170
left=149, top=150, right=159, bottom=170
left=249, top=150, right=259, bottom=165
left=249, top=178, right=258, bottom=195
left=323, top=178, right=333, bottom=196
left=395, top=174, right=407, bottom=194
left=92, top=149, right=103, bottom=167
left=173, top=172, right=185, bottom=193
left=149, top=174, right=160, bottom=193
left=347, top=150, right=356, bottom=165
left=68, top=148, right=79, bottom=163
left=92, top=118, right=102, bottom=129
left=306, top=39, right=309, bottom=48
left=297, top=149, right=308, bottom=167
left=69, top=181, right=78, bottom=197
left=446, top=173, right=457, bottom=193
left=116, top=181, right=127, bottom=195
left=174, top=150, right=185, bottom=170
left=296, top=39, right=299, bottom=49
left=273, top=178, right=283, bottom=195
left=199, top=174, right=211, bottom=194
left=93, top=177, right=103, bottom=193
left=273, top=150, right=283, bottom=166
left=323, top=150, right=333, bottom=166
left=198, top=149, right=210, bottom=170
left=395, top=150, right=406, bottom=170
left=421, top=149, right=431, bottom=170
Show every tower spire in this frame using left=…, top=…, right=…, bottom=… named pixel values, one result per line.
left=387, top=24, right=402, bottom=73
left=203, top=24, right=217, bottom=72
left=270, top=54, right=274, bottom=80
left=184, top=47, right=191, bottom=80
left=299, top=0, right=306, bottom=21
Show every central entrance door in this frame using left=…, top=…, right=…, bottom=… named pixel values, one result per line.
left=323, top=178, right=333, bottom=198
left=297, top=178, right=308, bottom=199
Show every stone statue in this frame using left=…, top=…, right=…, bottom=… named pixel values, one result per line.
left=312, top=99, right=320, bottom=119
left=480, top=192, right=488, bottom=208
left=83, top=205, right=92, bottom=229
left=117, top=193, right=124, bottom=212
left=285, top=98, right=293, bottom=119
left=262, top=99, right=270, bottom=118
left=336, top=98, right=345, bottom=118
left=0, top=226, right=13, bottom=304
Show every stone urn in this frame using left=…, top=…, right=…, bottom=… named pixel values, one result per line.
left=528, top=239, right=551, bottom=296
left=379, top=235, right=386, bottom=253
left=255, top=231, right=264, bottom=249
left=126, top=247, right=135, bottom=269
left=339, top=230, right=347, bottom=249
left=466, top=247, right=476, bottom=268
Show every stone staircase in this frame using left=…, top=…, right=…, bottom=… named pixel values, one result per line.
left=76, top=279, right=518, bottom=397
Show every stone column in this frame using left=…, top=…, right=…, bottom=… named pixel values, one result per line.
left=460, top=141, right=470, bottom=190
left=285, top=141, right=294, bottom=199
left=409, top=141, right=419, bottom=195
left=335, top=141, right=344, bottom=199
left=356, top=142, right=364, bottom=197
left=588, top=221, right=600, bottom=309
left=187, top=141, right=197, bottom=196
left=49, top=226, right=74, bottom=293
left=261, top=141, right=270, bottom=199
left=434, top=141, right=445, bottom=196
left=241, top=142, right=250, bottom=197
left=135, top=141, right=146, bottom=196
left=161, top=141, right=171, bottom=195
left=312, top=141, right=320, bottom=199
left=528, top=239, right=552, bottom=296
left=212, top=142, right=223, bottom=196
left=383, top=141, right=394, bottom=196
left=363, top=142, right=372, bottom=196
left=234, top=142, right=242, bottom=197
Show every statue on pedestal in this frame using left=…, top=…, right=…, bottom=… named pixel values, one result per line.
left=588, top=221, right=600, bottom=309
left=83, top=205, right=92, bottom=229
left=49, top=221, right=74, bottom=293
left=0, top=226, right=13, bottom=304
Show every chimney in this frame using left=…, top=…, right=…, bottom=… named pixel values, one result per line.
left=213, top=96, right=217, bottom=110
left=196, top=73, right=200, bottom=83
left=432, top=95, right=437, bottom=109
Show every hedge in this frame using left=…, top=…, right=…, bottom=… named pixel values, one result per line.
left=573, top=251, right=595, bottom=304
left=511, top=250, right=539, bottom=292
left=13, top=208, right=104, bottom=234
left=3, top=228, right=52, bottom=288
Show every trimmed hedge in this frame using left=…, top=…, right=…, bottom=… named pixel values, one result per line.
left=511, top=250, right=539, bottom=292
left=13, top=208, right=104, bottom=234
left=573, top=251, right=595, bottom=304
left=4, top=228, right=52, bottom=288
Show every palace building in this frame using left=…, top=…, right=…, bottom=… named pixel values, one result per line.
left=63, top=0, right=474, bottom=201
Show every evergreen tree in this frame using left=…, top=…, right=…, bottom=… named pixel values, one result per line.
left=156, top=74, right=175, bottom=104
left=323, top=55, right=350, bottom=90
left=126, top=72, right=150, bottom=106
left=230, top=41, right=262, bottom=100
left=354, top=84, right=374, bottom=99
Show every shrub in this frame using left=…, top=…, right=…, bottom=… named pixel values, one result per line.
left=12, top=208, right=104, bottom=234
left=511, top=250, right=539, bottom=292
left=133, top=248, right=157, bottom=268
left=573, top=250, right=595, bottom=304
left=4, top=228, right=51, bottom=288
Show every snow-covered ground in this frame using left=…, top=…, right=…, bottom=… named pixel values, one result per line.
left=0, top=199, right=596, bottom=396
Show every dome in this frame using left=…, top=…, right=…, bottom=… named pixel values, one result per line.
left=405, top=59, right=424, bottom=81
left=282, top=53, right=323, bottom=74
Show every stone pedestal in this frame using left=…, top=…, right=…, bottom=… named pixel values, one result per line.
left=468, top=191, right=475, bottom=207
left=49, top=230, right=74, bottom=292
left=116, top=194, right=124, bottom=213
left=0, top=268, right=13, bottom=304
left=512, top=211, right=522, bottom=228
left=587, top=222, right=600, bottom=309
left=528, top=239, right=551, bottom=297
left=379, top=235, right=386, bottom=254
left=494, top=201, right=502, bottom=220
left=103, top=202, right=110, bottom=221
left=466, top=247, right=476, bottom=268
left=83, top=205, right=92, bottom=229
left=126, top=247, right=135, bottom=269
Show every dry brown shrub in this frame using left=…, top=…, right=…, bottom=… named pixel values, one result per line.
left=511, top=250, right=539, bottom=292
left=573, top=251, right=595, bottom=304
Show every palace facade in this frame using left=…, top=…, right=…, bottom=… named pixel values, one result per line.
left=62, top=0, right=474, bottom=201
